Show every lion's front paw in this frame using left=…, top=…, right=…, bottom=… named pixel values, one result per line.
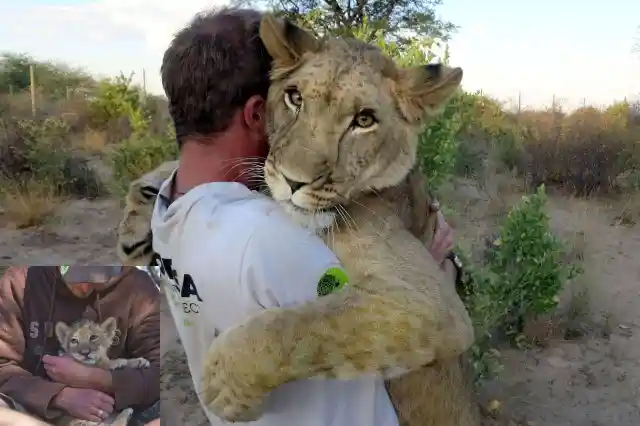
left=201, top=317, right=291, bottom=422
left=201, top=341, right=267, bottom=422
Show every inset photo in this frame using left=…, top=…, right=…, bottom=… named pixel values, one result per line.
left=0, top=266, right=160, bottom=426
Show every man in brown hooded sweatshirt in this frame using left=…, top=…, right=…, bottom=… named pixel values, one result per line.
left=0, top=266, right=160, bottom=425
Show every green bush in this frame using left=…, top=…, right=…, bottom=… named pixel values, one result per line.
left=109, top=130, right=178, bottom=196
left=462, top=185, right=582, bottom=380
left=0, top=117, right=104, bottom=198
left=88, top=73, right=150, bottom=135
left=418, top=93, right=473, bottom=188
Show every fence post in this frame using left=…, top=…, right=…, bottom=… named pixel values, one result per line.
left=141, top=68, right=147, bottom=106
left=29, top=64, right=36, bottom=118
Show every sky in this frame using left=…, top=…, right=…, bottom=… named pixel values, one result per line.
left=0, top=0, right=638, bottom=111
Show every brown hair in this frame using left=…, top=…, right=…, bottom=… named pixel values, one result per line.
left=161, top=7, right=272, bottom=145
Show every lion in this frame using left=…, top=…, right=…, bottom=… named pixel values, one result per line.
left=55, top=317, right=150, bottom=370
left=116, top=15, right=481, bottom=426
left=51, top=318, right=148, bottom=426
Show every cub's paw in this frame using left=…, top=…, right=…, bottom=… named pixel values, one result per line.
left=128, top=357, right=151, bottom=368
left=109, top=358, right=129, bottom=369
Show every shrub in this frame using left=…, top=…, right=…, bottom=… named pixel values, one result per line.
left=463, top=185, right=582, bottom=379
left=0, top=177, right=62, bottom=228
left=516, top=110, right=639, bottom=195
left=88, top=73, right=151, bottom=139
left=109, top=130, right=178, bottom=196
left=0, top=117, right=104, bottom=198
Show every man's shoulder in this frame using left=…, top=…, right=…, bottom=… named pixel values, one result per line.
left=0, top=267, right=29, bottom=299
left=125, top=268, right=158, bottom=295
left=244, top=208, right=336, bottom=262
left=120, top=268, right=159, bottom=318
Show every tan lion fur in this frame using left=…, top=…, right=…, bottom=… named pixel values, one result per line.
left=50, top=318, right=146, bottom=426
left=114, top=15, right=481, bottom=426
left=199, top=16, right=479, bottom=425
left=55, top=317, right=150, bottom=370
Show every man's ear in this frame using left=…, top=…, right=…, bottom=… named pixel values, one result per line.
left=55, top=321, right=71, bottom=345
left=259, top=14, right=320, bottom=69
left=394, top=63, right=463, bottom=123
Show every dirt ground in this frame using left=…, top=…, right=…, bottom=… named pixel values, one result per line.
left=1, top=177, right=639, bottom=425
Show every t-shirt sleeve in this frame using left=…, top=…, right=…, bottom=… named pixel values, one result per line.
left=240, top=211, right=348, bottom=308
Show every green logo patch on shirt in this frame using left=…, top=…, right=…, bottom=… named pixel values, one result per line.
left=317, top=267, right=349, bottom=296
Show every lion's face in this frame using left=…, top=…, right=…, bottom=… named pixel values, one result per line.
left=260, top=16, right=462, bottom=230
left=55, top=317, right=117, bottom=365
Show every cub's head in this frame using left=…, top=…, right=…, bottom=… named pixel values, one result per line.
left=55, top=317, right=117, bottom=365
left=260, top=15, right=462, bottom=230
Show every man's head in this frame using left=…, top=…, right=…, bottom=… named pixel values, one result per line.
left=61, top=266, right=124, bottom=298
left=162, top=7, right=272, bottom=159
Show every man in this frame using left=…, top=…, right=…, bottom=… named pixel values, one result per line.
left=0, top=266, right=160, bottom=426
left=153, top=7, right=459, bottom=426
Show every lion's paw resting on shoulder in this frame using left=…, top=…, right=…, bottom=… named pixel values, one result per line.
left=201, top=14, right=480, bottom=426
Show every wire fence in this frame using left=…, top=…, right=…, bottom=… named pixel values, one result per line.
left=481, top=90, right=640, bottom=115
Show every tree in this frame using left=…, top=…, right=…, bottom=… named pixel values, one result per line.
left=256, top=0, right=456, bottom=45
left=0, top=52, right=93, bottom=99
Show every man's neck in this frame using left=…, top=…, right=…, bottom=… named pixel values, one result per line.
left=174, top=134, right=264, bottom=196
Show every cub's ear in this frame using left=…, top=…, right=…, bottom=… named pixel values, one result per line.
left=100, top=317, right=118, bottom=337
left=259, top=14, right=320, bottom=69
left=395, top=63, right=463, bottom=123
left=55, top=321, right=71, bottom=344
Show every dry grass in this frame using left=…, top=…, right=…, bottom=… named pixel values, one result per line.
left=0, top=178, right=63, bottom=228
left=75, top=128, right=108, bottom=153
left=512, top=106, right=640, bottom=195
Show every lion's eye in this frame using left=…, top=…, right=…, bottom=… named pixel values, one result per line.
left=284, top=88, right=303, bottom=109
left=70, top=338, right=79, bottom=345
left=89, top=335, right=98, bottom=342
left=353, top=110, right=377, bottom=128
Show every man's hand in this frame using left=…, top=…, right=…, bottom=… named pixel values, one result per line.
left=43, top=354, right=99, bottom=389
left=428, top=210, right=454, bottom=264
left=52, top=387, right=114, bottom=422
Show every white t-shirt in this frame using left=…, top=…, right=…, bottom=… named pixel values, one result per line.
left=151, top=170, right=399, bottom=426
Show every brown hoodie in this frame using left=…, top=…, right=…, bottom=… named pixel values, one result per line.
left=0, top=266, right=160, bottom=420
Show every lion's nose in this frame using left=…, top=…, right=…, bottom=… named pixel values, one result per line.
left=284, top=177, right=306, bottom=194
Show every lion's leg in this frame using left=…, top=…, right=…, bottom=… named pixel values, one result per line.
left=212, top=275, right=472, bottom=385
left=387, top=355, right=481, bottom=426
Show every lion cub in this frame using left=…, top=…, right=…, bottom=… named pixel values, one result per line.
left=53, top=318, right=149, bottom=426
left=55, top=317, right=149, bottom=370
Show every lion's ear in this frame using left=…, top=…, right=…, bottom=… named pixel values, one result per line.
left=395, top=63, right=463, bottom=123
left=55, top=322, right=71, bottom=344
left=100, top=317, right=118, bottom=337
left=259, top=14, right=320, bottom=69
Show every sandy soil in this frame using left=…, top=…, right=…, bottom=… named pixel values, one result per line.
left=0, top=199, right=122, bottom=264
left=1, top=178, right=638, bottom=425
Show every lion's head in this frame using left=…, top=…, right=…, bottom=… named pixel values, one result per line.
left=55, top=317, right=117, bottom=365
left=260, top=15, right=463, bottom=231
